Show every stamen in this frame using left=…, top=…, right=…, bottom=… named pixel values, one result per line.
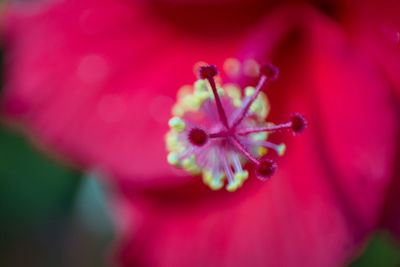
left=181, top=154, right=201, bottom=175
left=231, top=153, right=244, bottom=173
left=203, top=170, right=224, bottom=190
left=166, top=61, right=306, bottom=191
left=220, top=149, right=234, bottom=184
left=199, top=65, right=229, bottom=128
left=167, top=152, right=180, bottom=166
left=225, top=152, right=248, bottom=192
left=178, top=146, right=195, bottom=161
left=168, top=117, right=186, bottom=132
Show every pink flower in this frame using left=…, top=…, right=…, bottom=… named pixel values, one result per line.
left=1, top=0, right=399, bottom=266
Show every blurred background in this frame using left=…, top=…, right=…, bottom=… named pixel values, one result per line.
left=0, top=46, right=115, bottom=266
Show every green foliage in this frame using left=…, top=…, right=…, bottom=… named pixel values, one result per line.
left=0, top=126, right=81, bottom=227
left=0, top=47, right=3, bottom=95
left=0, top=126, right=82, bottom=267
left=0, top=125, right=114, bottom=267
left=350, top=232, right=400, bottom=267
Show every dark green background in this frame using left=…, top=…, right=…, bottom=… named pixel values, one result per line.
left=0, top=124, right=114, bottom=267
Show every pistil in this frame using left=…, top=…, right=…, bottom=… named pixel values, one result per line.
left=199, top=65, right=230, bottom=129
left=237, top=122, right=292, bottom=135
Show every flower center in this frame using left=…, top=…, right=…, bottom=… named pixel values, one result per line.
left=166, top=60, right=307, bottom=191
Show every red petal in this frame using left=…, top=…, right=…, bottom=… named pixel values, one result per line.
left=343, top=0, right=400, bottom=240
left=0, top=0, right=255, bottom=185
left=110, top=7, right=398, bottom=267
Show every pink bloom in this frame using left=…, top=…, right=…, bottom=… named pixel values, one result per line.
left=1, top=0, right=399, bottom=266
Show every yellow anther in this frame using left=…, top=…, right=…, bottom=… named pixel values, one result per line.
left=194, top=90, right=210, bottom=102
left=182, top=155, right=201, bottom=175
left=226, top=180, right=241, bottom=192
left=226, top=84, right=241, bottom=98
left=177, top=85, right=193, bottom=100
left=181, top=94, right=201, bottom=111
left=245, top=86, right=255, bottom=97
left=227, top=170, right=249, bottom=192
left=251, top=132, right=268, bottom=141
left=167, top=152, right=180, bottom=166
left=234, top=171, right=249, bottom=183
left=202, top=171, right=214, bottom=185
left=182, top=155, right=195, bottom=168
left=207, top=86, right=225, bottom=100
left=203, top=171, right=225, bottom=190
left=172, top=103, right=185, bottom=116
left=188, top=167, right=201, bottom=175
left=244, top=89, right=268, bottom=119
left=277, top=143, right=286, bottom=156
left=258, top=146, right=268, bottom=156
left=210, top=179, right=224, bottom=190
left=250, top=99, right=262, bottom=114
left=194, top=79, right=206, bottom=92
left=168, top=117, right=186, bottom=132
left=232, top=99, right=242, bottom=107
left=165, top=131, right=185, bottom=152
left=225, top=85, right=242, bottom=107
left=252, top=92, right=269, bottom=120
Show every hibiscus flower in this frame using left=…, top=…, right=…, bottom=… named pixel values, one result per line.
left=1, top=0, right=399, bottom=266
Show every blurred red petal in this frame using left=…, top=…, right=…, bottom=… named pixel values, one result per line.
left=1, top=0, right=287, bottom=185
left=344, top=0, right=400, bottom=240
left=109, top=8, right=398, bottom=267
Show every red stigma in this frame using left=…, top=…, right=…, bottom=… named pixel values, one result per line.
left=260, top=63, right=279, bottom=81
left=290, top=113, right=307, bottom=134
left=198, top=65, right=218, bottom=79
left=189, top=128, right=208, bottom=146
left=256, top=159, right=277, bottom=180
